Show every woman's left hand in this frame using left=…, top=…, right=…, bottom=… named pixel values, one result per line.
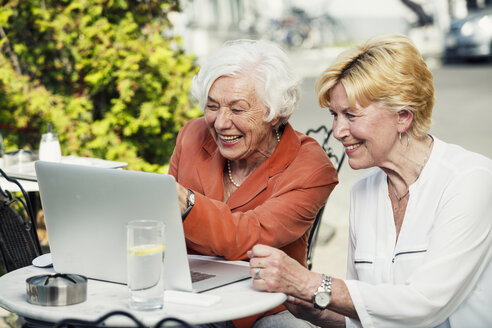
left=285, top=296, right=347, bottom=327
left=248, top=244, right=322, bottom=301
left=285, top=297, right=329, bottom=326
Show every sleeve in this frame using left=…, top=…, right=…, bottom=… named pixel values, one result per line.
left=346, top=188, right=358, bottom=281
left=344, top=167, right=492, bottom=328
left=346, top=188, right=363, bottom=328
left=184, top=163, right=337, bottom=261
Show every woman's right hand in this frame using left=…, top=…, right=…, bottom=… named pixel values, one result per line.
left=248, top=244, right=322, bottom=301
left=248, top=245, right=349, bottom=327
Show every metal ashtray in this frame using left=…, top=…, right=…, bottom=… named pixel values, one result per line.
left=26, top=273, right=87, bottom=306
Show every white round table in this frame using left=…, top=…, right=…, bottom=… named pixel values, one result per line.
left=0, top=266, right=286, bottom=327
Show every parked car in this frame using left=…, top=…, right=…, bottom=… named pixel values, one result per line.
left=444, top=8, right=492, bottom=61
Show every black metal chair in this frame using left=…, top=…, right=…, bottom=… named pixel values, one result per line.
left=0, top=168, right=42, bottom=273
left=306, top=125, right=345, bottom=270
left=53, top=310, right=196, bottom=328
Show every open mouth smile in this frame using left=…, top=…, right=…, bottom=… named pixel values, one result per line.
left=219, top=134, right=242, bottom=145
left=344, top=142, right=362, bottom=153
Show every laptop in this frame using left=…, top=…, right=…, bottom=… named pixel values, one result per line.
left=35, top=161, right=250, bottom=292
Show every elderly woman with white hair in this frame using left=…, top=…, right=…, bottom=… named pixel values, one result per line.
left=169, top=39, right=338, bottom=327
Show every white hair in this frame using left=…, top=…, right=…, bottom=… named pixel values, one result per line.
left=190, top=39, right=301, bottom=126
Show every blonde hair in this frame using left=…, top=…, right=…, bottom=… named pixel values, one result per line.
left=315, top=34, right=434, bottom=137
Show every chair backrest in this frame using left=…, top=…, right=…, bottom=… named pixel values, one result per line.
left=306, top=125, right=345, bottom=270
left=0, top=168, right=41, bottom=273
left=306, top=125, right=345, bottom=174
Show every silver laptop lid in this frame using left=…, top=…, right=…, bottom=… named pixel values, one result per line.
left=35, top=161, right=192, bottom=291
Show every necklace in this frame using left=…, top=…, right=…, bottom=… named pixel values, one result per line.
left=227, top=160, right=242, bottom=188
left=389, top=135, right=434, bottom=201
left=275, top=129, right=281, bottom=143
left=227, top=129, right=281, bottom=188
left=388, top=179, right=409, bottom=201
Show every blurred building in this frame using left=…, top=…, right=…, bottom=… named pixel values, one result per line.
left=170, top=0, right=487, bottom=60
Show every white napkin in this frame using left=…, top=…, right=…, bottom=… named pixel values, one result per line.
left=165, top=290, right=221, bottom=307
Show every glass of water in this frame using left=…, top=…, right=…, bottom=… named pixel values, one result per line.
left=126, top=220, right=165, bottom=311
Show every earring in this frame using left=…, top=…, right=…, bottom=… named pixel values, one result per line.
left=399, top=131, right=410, bottom=148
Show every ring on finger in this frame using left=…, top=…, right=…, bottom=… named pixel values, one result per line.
left=254, top=267, right=261, bottom=279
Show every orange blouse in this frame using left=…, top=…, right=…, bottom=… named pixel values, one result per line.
left=169, top=117, right=338, bottom=266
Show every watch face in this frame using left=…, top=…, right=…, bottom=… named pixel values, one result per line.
left=187, top=191, right=195, bottom=207
left=315, top=292, right=331, bottom=308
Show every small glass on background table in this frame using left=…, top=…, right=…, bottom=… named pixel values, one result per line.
left=39, top=123, right=61, bottom=162
left=126, top=220, right=165, bottom=311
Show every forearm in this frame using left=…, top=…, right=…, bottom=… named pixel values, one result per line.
left=329, top=278, right=358, bottom=320
left=184, top=194, right=294, bottom=259
left=296, top=273, right=358, bottom=320
left=251, top=248, right=359, bottom=322
left=185, top=185, right=332, bottom=260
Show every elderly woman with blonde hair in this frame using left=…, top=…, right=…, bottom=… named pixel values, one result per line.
left=248, top=34, right=492, bottom=327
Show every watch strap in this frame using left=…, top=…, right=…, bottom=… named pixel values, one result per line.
left=313, top=273, right=332, bottom=309
left=182, top=189, right=194, bottom=220
left=326, top=275, right=332, bottom=294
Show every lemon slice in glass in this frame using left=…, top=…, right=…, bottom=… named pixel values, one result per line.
left=128, top=244, right=165, bottom=256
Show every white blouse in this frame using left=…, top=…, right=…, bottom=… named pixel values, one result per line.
left=344, top=137, right=492, bottom=328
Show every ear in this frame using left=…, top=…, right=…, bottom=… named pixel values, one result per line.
left=270, top=117, right=280, bottom=128
left=397, top=110, right=413, bottom=133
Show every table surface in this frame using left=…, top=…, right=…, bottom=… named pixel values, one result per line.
left=0, top=266, right=286, bottom=326
left=0, top=177, right=39, bottom=192
left=0, top=156, right=128, bottom=192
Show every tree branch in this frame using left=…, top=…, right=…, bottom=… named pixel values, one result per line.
left=0, top=26, right=23, bottom=76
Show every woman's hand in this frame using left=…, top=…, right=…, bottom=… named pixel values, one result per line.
left=249, top=244, right=348, bottom=327
left=285, top=297, right=346, bottom=327
left=248, top=244, right=322, bottom=301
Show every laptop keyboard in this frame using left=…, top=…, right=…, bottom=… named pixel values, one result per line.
left=191, top=270, right=216, bottom=283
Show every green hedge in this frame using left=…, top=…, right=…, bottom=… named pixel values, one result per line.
left=0, top=0, right=201, bottom=173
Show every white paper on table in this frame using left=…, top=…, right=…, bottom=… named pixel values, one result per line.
left=164, top=290, right=221, bottom=307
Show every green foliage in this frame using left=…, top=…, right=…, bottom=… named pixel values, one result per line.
left=0, top=0, right=201, bottom=172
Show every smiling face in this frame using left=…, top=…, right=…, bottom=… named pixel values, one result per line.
left=204, top=76, right=279, bottom=163
left=329, top=82, right=399, bottom=170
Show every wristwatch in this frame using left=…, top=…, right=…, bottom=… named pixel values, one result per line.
left=312, top=274, right=332, bottom=309
left=182, top=189, right=195, bottom=220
